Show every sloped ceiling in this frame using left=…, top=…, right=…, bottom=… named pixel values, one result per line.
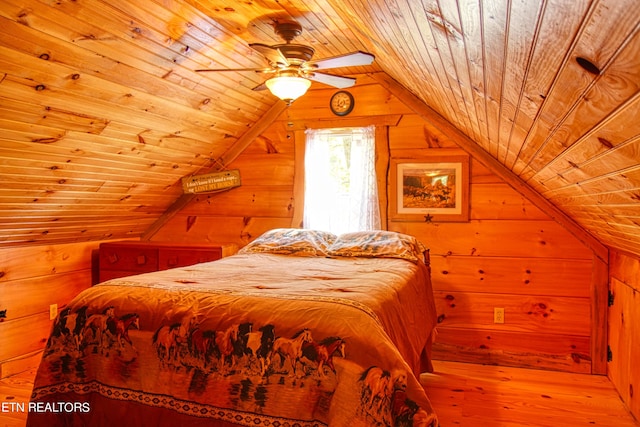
left=0, top=0, right=639, bottom=256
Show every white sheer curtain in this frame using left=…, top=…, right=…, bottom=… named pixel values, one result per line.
left=303, top=126, right=380, bottom=235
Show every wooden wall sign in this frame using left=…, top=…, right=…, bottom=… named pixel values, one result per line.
left=181, top=170, right=241, bottom=194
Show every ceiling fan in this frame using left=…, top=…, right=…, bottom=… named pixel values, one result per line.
left=195, top=21, right=375, bottom=104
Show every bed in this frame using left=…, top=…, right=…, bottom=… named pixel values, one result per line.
left=27, top=229, right=439, bottom=427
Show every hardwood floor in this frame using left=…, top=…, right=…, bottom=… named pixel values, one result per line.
left=423, top=360, right=639, bottom=426
left=1, top=361, right=637, bottom=426
left=0, top=367, right=36, bottom=427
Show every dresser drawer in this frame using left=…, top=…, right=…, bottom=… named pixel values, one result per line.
left=159, top=247, right=222, bottom=270
left=98, top=241, right=237, bottom=283
left=99, top=244, right=159, bottom=275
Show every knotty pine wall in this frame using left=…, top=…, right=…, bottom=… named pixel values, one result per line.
left=608, top=250, right=640, bottom=420
left=0, top=241, right=103, bottom=378
left=152, top=78, right=600, bottom=374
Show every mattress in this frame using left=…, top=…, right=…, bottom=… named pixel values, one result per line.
left=27, top=229, right=438, bottom=427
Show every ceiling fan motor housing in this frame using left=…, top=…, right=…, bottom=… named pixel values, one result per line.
left=276, top=44, right=315, bottom=64
left=274, top=21, right=303, bottom=42
left=196, top=19, right=373, bottom=93
left=273, top=21, right=315, bottom=64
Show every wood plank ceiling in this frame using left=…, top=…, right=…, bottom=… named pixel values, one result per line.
left=0, top=0, right=639, bottom=256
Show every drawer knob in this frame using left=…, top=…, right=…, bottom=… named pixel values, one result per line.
left=136, top=255, right=147, bottom=265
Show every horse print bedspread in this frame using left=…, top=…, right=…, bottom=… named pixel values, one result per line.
left=27, top=253, right=438, bottom=427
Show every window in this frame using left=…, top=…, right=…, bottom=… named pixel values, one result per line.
left=303, top=126, right=380, bottom=234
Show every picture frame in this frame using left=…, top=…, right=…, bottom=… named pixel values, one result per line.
left=390, top=152, right=470, bottom=222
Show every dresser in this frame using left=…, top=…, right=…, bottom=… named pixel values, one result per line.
left=98, top=241, right=238, bottom=282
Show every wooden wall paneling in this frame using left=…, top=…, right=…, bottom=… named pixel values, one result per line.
left=0, top=221, right=149, bottom=247
left=0, top=64, right=232, bottom=145
left=499, top=0, right=590, bottom=169
left=291, top=130, right=306, bottom=228
left=0, top=272, right=90, bottom=365
left=380, top=78, right=600, bottom=372
left=178, top=186, right=294, bottom=218
left=0, top=98, right=108, bottom=135
left=1, top=271, right=91, bottom=319
left=0, top=145, right=185, bottom=190
left=610, top=250, right=640, bottom=289
left=448, top=0, right=488, bottom=146
left=546, top=139, right=640, bottom=209
left=0, top=314, right=51, bottom=363
left=149, top=111, right=293, bottom=244
left=0, top=0, right=638, bottom=264
left=362, top=1, right=457, bottom=122
left=396, top=1, right=472, bottom=135
left=431, top=328, right=592, bottom=373
left=470, top=183, right=548, bottom=220
left=594, top=234, right=640, bottom=260
left=371, top=71, right=609, bottom=264
left=519, top=5, right=640, bottom=180
left=504, top=0, right=591, bottom=167
left=0, top=159, right=185, bottom=194
left=431, top=255, right=592, bottom=297
left=285, top=114, right=402, bottom=132
left=491, top=0, right=542, bottom=167
left=215, top=102, right=290, bottom=168
left=0, top=350, right=41, bottom=379
left=532, top=97, right=640, bottom=186
left=511, top=1, right=639, bottom=176
left=0, top=241, right=99, bottom=281
left=230, top=155, right=295, bottom=187
left=427, top=0, right=483, bottom=143
left=393, top=220, right=593, bottom=260
left=151, top=215, right=293, bottom=247
left=391, top=175, right=595, bottom=372
left=0, top=0, right=263, bottom=113
left=1, top=131, right=214, bottom=173
left=543, top=167, right=640, bottom=203
left=244, top=125, right=292, bottom=155
left=142, top=101, right=288, bottom=240
left=0, top=241, right=98, bottom=376
left=477, top=0, right=508, bottom=158
left=282, top=83, right=411, bottom=122
left=608, top=277, right=639, bottom=417
left=608, top=250, right=640, bottom=419
left=470, top=159, right=503, bottom=184
left=388, top=114, right=455, bottom=150
left=591, top=254, right=609, bottom=374
left=335, top=0, right=460, bottom=126
left=375, top=125, right=389, bottom=229
left=0, top=187, right=172, bottom=207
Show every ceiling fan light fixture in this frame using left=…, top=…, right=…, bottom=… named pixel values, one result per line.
left=265, top=75, right=311, bottom=105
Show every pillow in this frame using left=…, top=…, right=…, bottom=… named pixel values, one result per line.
left=327, top=230, right=428, bottom=264
left=238, top=228, right=337, bottom=257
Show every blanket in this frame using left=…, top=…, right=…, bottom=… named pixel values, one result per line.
left=28, top=253, right=438, bottom=427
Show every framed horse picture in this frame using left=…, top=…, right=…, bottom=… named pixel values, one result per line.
left=390, top=150, right=470, bottom=222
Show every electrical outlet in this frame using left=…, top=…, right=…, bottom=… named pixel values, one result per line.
left=49, top=303, right=58, bottom=320
left=494, top=307, right=505, bottom=324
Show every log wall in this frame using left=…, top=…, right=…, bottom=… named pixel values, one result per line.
left=0, top=79, right=623, bottom=379
left=152, top=78, right=599, bottom=374
left=608, top=250, right=640, bottom=420
left=0, top=241, right=101, bottom=378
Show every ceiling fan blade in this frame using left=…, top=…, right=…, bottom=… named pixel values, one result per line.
left=195, top=67, right=273, bottom=73
left=249, top=43, right=289, bottom=67
left=252, top=82, right=268, bottom=91
left=308, top=72, right=356, bottom=88
left=306, top=51, right=374, bottom=70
